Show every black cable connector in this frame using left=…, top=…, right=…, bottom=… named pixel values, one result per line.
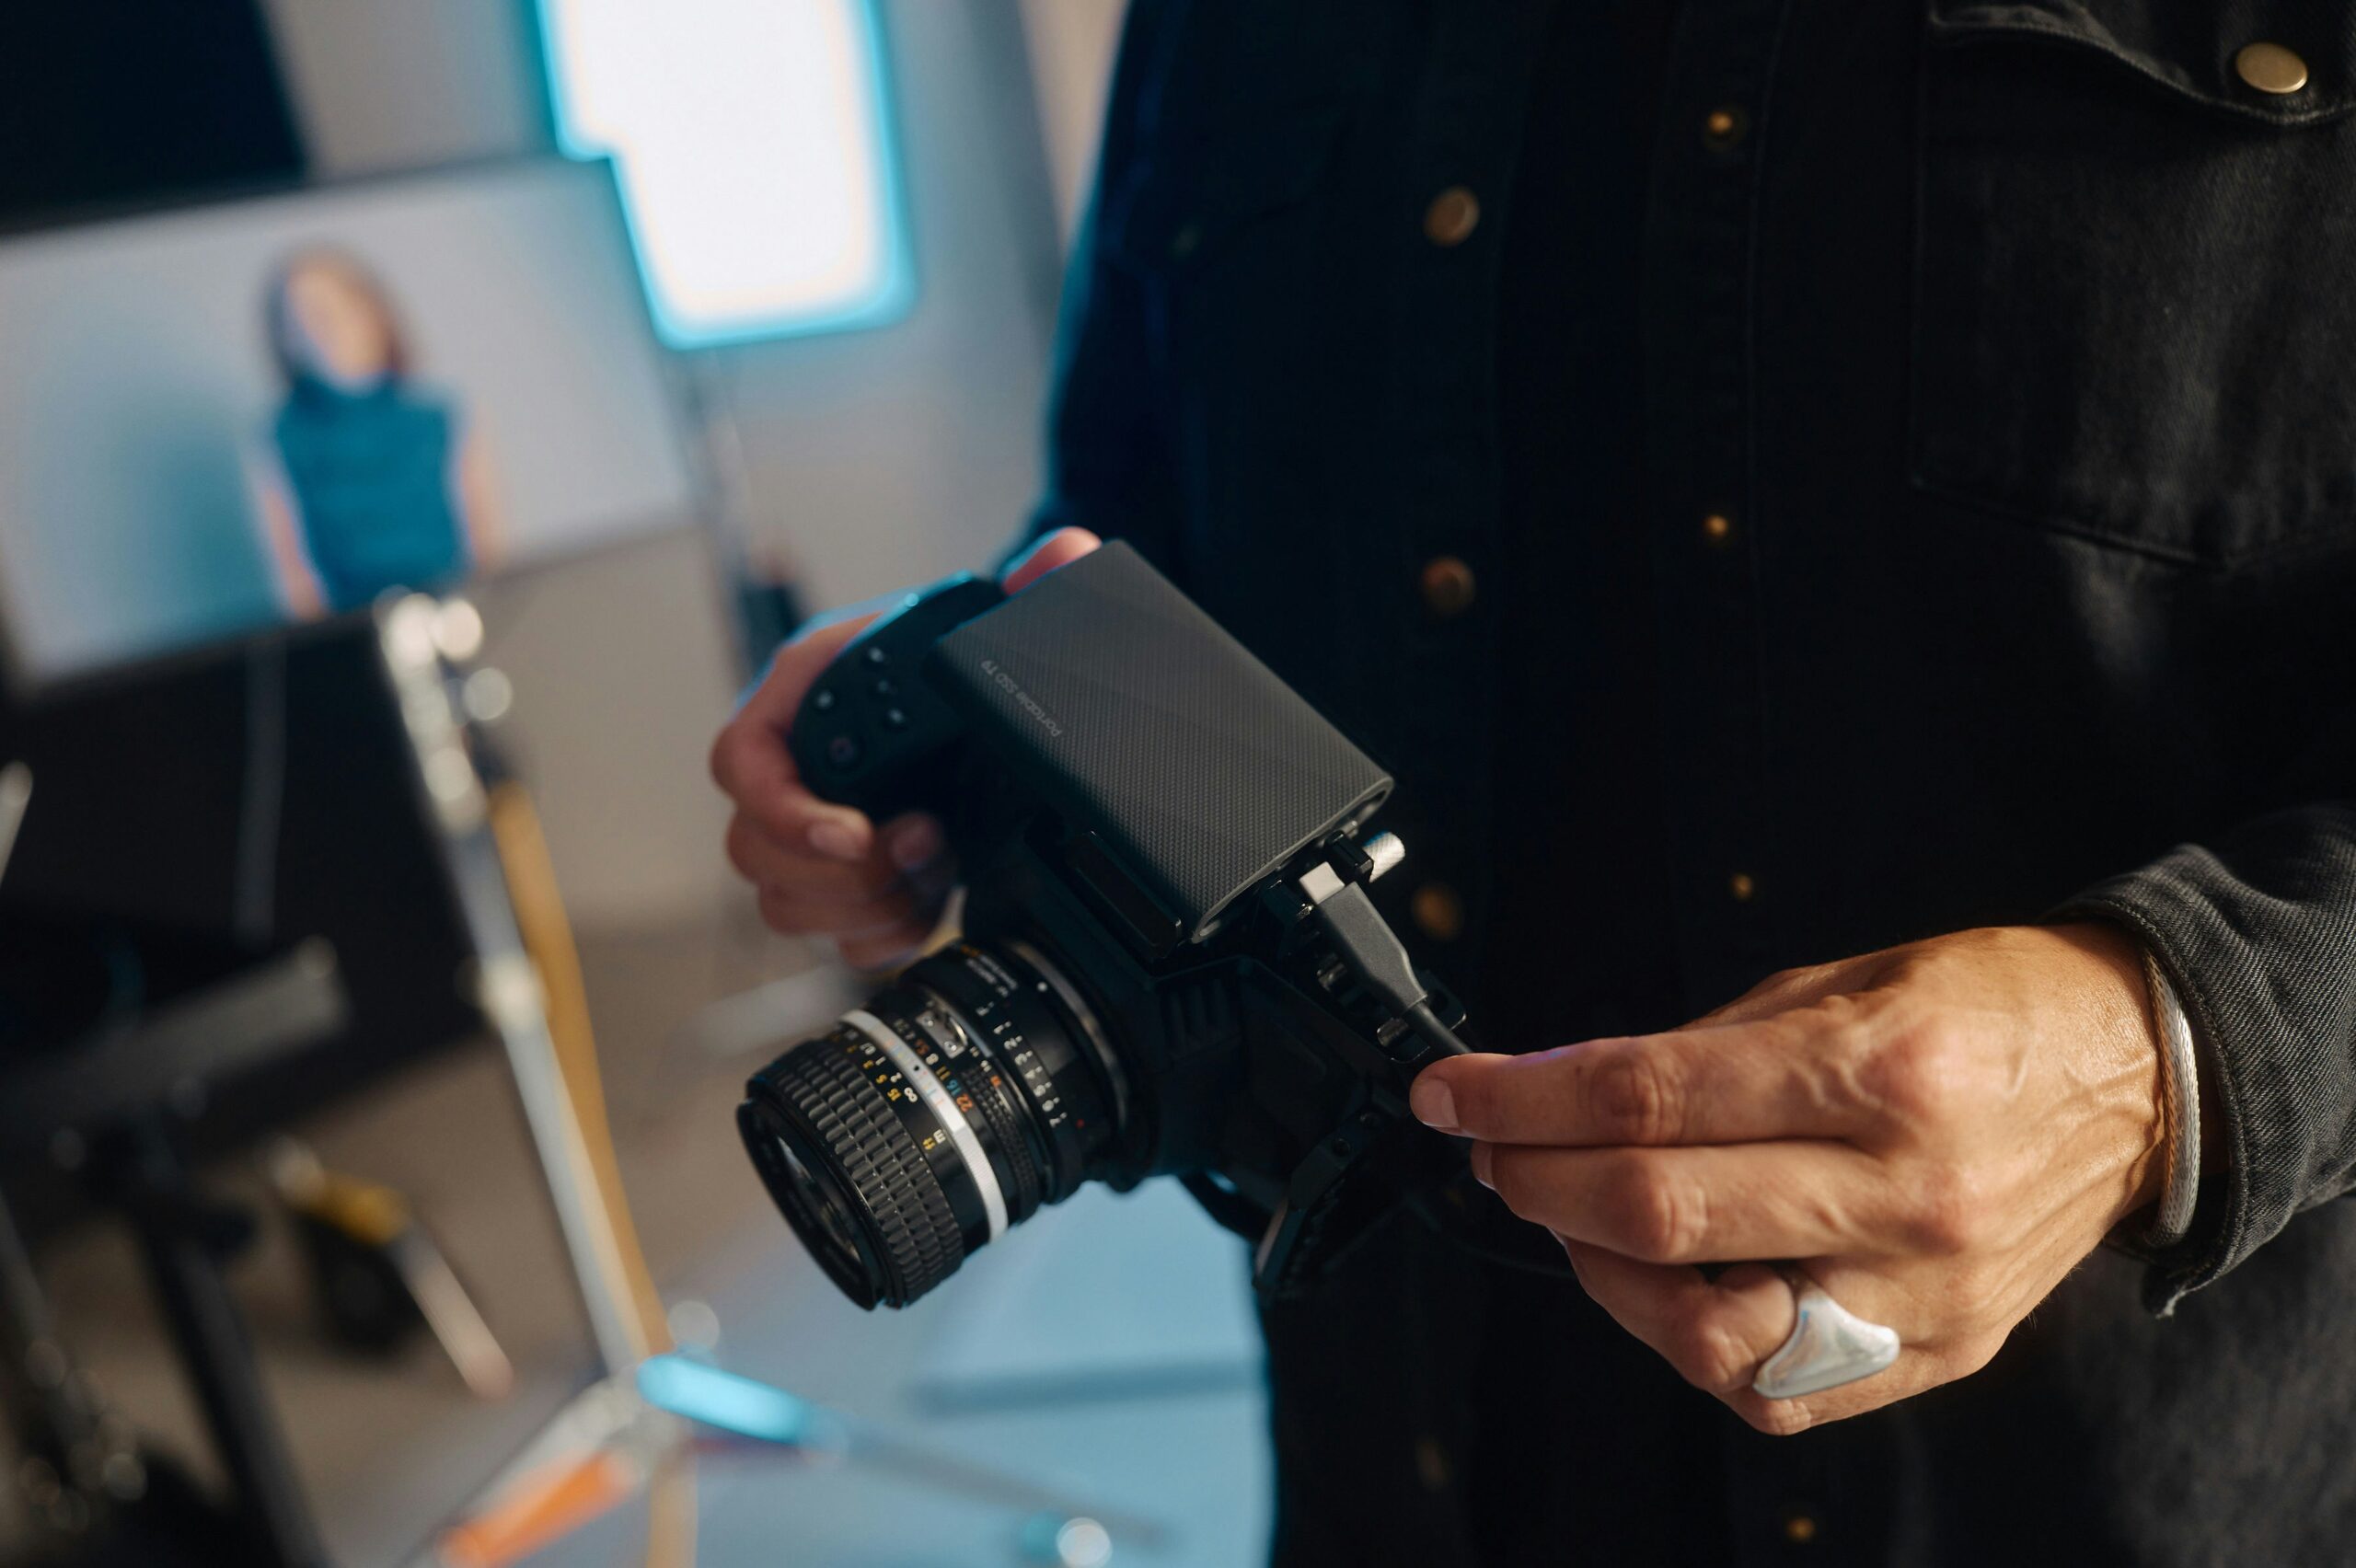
left=1298, top=865, right=1470, bottom=1059
left=1403, top=998, right=1471, bottom=1060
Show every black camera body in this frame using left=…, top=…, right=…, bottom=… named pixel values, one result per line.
left=742, top=543, right=1468, bottom=1309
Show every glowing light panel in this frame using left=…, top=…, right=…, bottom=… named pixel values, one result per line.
left=538, top=0, right=914, bottom=345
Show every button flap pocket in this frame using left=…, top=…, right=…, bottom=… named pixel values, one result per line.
left=1102, top=99, right=1349, bottom=276
left=1927, top=2, right=2356, bottom=124
left=1912, top=0, right=2356, bottom=565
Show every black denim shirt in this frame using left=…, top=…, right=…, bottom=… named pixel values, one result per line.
left=1025, top=2, right=2356, bottom=1562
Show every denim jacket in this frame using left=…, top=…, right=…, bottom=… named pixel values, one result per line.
left=1026, top=2, right=2356, bottom=1562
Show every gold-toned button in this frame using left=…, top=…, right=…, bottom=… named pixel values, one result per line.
left=1783, top=1512, right=1819, bottom=1545
left=1423, top=186, right=1481, bottom=247
left=1728, top=870, right=1757, bottom=903
left=2235, top=41, right=2309, bottom=96
left=1703, top=105, right=1749, bottom=151
left=1703, top=512, right=1734, bottom=545
left=1415, top=1435, right=1450, bottom=1492
left=1412, top=882, right=1465, bottom=942
left=1419, top=556, right=1477, bottom=618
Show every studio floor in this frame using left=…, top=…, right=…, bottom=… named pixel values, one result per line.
left=17, top=907, right=1271, bottom=1568
left=517, top=1182, right=1271, bottom=1568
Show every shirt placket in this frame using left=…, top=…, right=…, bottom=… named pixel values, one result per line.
left=1646, top=0, right=1849, bottom=1561
left=1381, top=4, right=1551, bottom=970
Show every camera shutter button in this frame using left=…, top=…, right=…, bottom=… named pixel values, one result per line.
left=826, top=733, right=862, bottom=770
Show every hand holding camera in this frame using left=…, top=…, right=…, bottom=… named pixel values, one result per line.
left=710, top=528, right=1102, bottom=970
left=721, top=531, right=1471, bottom=1309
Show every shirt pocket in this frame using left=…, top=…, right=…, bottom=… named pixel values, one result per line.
left=1911, top=1, right=2356, bottom=566
left=1091, top=93, right=1358, bottom=509
left=1099, top=98, right=1351, bottom=284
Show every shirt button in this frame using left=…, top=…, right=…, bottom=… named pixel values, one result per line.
left=1423, top=186, right=1481, bottom=247
left=1728, top=870, right=1758, bottom=903
left=1702, top=512, right=1735, bottom=545
left=1703, top=105, right=1750, bottom=151
left=1419, top=556, right=1477, bottom=617
left=1415, top=1435, right=1450, bottom=1492
left=2235, top=41, right=2309, bottom=95
left=1412, top=883, right=1465, bottom=942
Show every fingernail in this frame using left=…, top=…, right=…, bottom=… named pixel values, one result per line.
left=887, top=815, right=943, bottom=871
left=1470, top=1142, right=1495, bottom=1190
left=1411, top=1078, right=1458, bottom=1134
left=807, top=820, right=862, bottom=861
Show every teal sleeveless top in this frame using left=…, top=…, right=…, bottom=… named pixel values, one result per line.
left=272, top=376, right=468, bottom=613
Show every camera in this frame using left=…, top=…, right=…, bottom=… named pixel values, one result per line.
left=737, top=543, right=1471, bottom=1309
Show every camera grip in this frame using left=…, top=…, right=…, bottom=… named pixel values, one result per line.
left=787, top=575, right=1005, bottom=819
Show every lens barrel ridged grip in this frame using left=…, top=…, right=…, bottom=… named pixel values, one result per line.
left=760, top=1035, right=962, bottom=1305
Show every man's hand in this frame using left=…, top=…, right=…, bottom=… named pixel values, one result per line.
left=1409, top=923, right=2168, bottom=1435
left=710, top=528, right=1101, bottom=968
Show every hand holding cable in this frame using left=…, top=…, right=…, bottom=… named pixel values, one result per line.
left=1406, top=923, right=2190, bottom=1432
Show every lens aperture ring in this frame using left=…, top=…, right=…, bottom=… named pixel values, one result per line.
left=753, top=1028, right=962, bottom=1306
left=885, top=984, right=1049, bottom=1227
left=915, top=945, right=1116, bottom=1203
left=949, top=1043, right=1045, bottom=1224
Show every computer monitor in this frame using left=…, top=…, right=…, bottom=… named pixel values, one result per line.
left=0, top=156, right=698, bottom=689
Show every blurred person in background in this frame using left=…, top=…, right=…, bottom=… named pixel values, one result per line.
left=248, top=248, right=504, bottom=617
left=714, top=2, right=2356, bottom=1563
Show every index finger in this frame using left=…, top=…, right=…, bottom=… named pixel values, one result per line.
left=1410, top=1017, right=1865, bottom=1147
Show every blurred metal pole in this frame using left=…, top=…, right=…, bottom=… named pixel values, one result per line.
left=0, top=760, right=30, bottom=883
left=375, top=597, right=658, bottom=1374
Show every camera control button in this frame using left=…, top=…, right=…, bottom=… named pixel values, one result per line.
left=871, top=676, right=897, bottom=699
left=826, top=734, right=862, bottom=770
left=811, top=686, right=838, bottom=713
left=882, top=707, right=910, bottom=732
left=862, top=645, right=890, bottom=667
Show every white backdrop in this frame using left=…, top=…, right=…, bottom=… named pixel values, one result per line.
left=0, top=157, right=695, bottom=684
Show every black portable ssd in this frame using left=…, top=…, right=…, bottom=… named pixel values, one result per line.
left=923, top=543, right=1392, bottom=942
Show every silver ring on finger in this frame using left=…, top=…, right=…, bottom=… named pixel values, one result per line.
left=1750, top=1267, right=1900, bottom=1401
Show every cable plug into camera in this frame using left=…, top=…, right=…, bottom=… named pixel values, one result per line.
left=1296, top=841, right=1471, bottom=1064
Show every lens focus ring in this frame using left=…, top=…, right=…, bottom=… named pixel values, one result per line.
left=756, top=1032, right=962, bottom=1306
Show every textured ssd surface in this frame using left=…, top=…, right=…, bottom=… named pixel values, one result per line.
left=925, top=543, right=1390, bottom=936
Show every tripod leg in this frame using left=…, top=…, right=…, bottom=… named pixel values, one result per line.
left=114, top=1117, right=330, bottom=1568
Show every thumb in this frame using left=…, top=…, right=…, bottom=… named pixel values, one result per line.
left=1001, top=526, right=1103, bottom=593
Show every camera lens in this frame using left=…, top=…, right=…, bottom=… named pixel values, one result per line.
left=739, top=940, right=1122, bottom=1309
